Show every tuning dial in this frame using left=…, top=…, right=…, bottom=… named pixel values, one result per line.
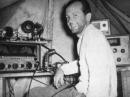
left=12, top=63, right=18, bottom=69
left=8, top=64, right=11, bottom=69
left=0, top=63, right=5, bottom=70
left=26, top=62, right=32, bottom=69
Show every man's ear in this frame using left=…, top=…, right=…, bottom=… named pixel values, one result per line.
left=85, top=13, right=92, bottom=22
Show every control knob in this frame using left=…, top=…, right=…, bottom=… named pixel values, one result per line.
left=0, top=63, right=5, bottom=70
left=26, top=62, right=32, bottom=69
left=12, top=63, right=18, bottom=69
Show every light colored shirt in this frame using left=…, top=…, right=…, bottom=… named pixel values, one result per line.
left=61, top=24, right=117, bottom=97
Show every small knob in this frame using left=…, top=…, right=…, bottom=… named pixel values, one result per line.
left=8, top=64, right=11, bottom=69
left=0, top=63, right=5, bottom=70
left=34, top=57, right=37, bottom=61
left=21, top=64, right=24, bottom=68
left=113, top=48, right=117, bottom=53
left=26, top=62, right=32, bottom=69
left=121, top=49, right=125, bottom=53
left=117, top=57, right=121, bottom=62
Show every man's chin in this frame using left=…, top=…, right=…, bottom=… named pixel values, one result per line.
left=71, top=29, right=79, bottom=33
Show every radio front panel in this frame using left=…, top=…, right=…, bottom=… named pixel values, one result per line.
left=107, top=35, right=130, bottom=65
left=0, top=56, right=37, bottom=72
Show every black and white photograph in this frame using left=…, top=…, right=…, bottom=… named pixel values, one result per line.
left=0, top=0, right=130, bottom=97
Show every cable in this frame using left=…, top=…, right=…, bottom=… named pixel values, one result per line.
left=51, top=84, right=74, bottom=97
left=26, top=61, right=40, bottom=97
left=54, top=52, right=68, bottom=63
left=41, top=44, right=68, bottom=63
left=41, top=43, right=52, bottom=50
left=32, top=78, right=50, bottom=86
left=51, top=76, right=78, bottom=97
left=26, top=71, right=36, bottom=97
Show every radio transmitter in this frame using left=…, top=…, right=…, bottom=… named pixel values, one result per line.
left=0, top=41, right=41, bottom=72
left=107, top=34, right=130, bottom=65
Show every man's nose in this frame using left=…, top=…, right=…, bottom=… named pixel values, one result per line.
left=68, top=19, right=74, bottom=26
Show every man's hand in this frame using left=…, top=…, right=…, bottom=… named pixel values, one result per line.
left=53, top=67, right=65, bottom=88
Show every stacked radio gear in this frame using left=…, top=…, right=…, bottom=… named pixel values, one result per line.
left=0, top=20, right=44, bottom=41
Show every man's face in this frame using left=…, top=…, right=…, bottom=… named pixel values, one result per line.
left=66, top=2, right=86, bottom=35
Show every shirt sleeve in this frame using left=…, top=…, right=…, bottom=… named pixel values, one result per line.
left=60, top=60, right=78, bottom=75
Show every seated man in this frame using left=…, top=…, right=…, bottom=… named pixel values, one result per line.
left=28, top=0, right=117, bottom=97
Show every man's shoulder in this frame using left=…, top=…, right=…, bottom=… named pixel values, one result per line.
left=84, top=24, right=104, bottom=38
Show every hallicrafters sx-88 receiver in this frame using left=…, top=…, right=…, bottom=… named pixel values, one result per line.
left=0, top=42, right=39, bottom=72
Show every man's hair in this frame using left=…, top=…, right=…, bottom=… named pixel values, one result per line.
left=65, top=0, right=91, bottom=15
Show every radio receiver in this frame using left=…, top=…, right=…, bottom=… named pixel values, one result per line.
left=0, top=41, right=40, bottom=72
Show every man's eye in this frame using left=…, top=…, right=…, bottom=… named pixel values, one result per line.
left=66, top=16, right=70, bottom=22
left=74, top=14, right=78, bottom=17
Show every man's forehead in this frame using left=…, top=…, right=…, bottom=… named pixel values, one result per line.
left=71, top=1, right=82, bottom=7
left=66, top=2, right=82, bottom=13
